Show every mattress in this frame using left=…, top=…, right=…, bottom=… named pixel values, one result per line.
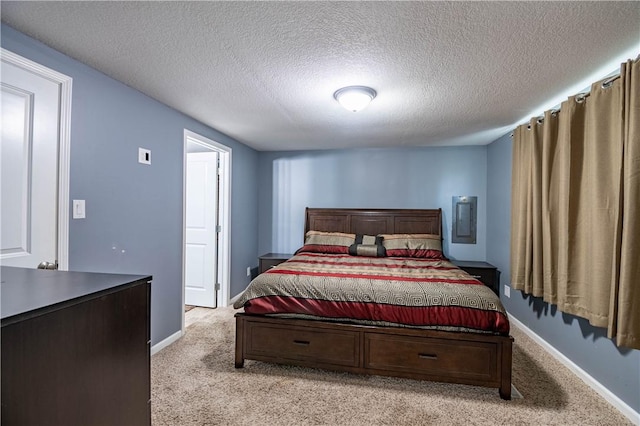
left=233, top=253, right=509, bottom=334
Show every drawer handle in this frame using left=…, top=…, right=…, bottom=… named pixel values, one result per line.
left=470, top=275, right=482, bottom=279
left=293, top=340, right=310, bottom=346
left=418, top=353, right=438, bottom=360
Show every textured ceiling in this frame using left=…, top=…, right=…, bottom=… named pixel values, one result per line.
left=2, top=2, right=639, bottom=151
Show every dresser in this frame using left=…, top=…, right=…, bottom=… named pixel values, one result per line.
left=0, top=266, right=151, bottom=426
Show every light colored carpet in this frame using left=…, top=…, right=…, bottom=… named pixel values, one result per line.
left=151, top=307, right=631, bottom=425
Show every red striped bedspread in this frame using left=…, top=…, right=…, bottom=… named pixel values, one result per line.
left=233, top=253, right=509, bottom=334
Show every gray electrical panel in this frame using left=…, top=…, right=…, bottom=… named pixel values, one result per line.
left=452, top=196, right=477, bottom=244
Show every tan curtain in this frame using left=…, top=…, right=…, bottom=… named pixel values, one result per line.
left=611, top=59, right=640, bottom=348
left=541, top=108, right=562, bottom=305
left=510, top=124, right=532, bottom=293
left=510, top=58, right=640, bottom=349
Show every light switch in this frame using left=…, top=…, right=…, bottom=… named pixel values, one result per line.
left=138, top=148, right=151, bottom=165
left=73, top=200, right=86, bottom=219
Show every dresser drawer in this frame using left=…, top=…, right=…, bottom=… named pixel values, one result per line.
left=245, top=322, right=360, bottom=367
left=364, top=333, right=497, bottom=381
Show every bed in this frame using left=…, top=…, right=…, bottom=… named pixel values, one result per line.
left=234, top=208, right=513, bottom=399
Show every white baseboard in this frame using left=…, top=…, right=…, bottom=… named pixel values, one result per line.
left=509, top=315, right=640, bottom=425
left=150, top=330, right=183, bottom=356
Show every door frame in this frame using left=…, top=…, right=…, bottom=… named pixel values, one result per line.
left=1, top=48, right=72, bottom=270
left=181, top=129, right=231, bottom=329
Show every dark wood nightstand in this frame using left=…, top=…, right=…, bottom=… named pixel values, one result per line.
left=259, top=253, right=293, bottom=274
left=451, top=260, right=499, bottom=296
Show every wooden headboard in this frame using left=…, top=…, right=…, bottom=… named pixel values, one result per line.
left=304, top=208, right=442, bottom=241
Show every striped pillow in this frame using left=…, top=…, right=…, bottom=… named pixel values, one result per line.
left=297, top=231, right=356, bottom=254
left=349, top=234, right=386, bottom=257
left=379, top=234, right=445, bottom=259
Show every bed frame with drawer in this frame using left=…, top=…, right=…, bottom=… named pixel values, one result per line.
left=234, top=208, right=513, bottom=399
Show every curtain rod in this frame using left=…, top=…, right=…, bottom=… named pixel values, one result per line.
left=511, top=64, right=629, bottom=137
left=574, top=73, right=620, bottom=102
left=512, top=54, right=640, bottom=136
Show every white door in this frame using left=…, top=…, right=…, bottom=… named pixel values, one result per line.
left=184, top=151, right=219, bottom=307
left=0, top=52, right=67, bottom=269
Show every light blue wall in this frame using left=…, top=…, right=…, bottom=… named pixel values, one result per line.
left=258, top=146, right=488, bottom=261
left=1, top=25, right=259, bottom=345
left=5, top=21, right=637, bottom=416
left=487, top=132, right=640, bottom=413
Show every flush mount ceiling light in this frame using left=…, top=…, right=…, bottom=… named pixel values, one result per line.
left=333, top=86, right=377, bottom=112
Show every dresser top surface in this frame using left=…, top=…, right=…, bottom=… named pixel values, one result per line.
left=1, top=266, right=151, bottom=321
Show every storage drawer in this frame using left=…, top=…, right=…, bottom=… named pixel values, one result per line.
left=245, top=322, right=359, bottom=367
left=364, top=333, right=497, bottom=381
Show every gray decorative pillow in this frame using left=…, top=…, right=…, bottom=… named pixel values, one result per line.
left=349, top=235, right=386, bottom=257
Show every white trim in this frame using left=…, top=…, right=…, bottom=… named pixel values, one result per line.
left=509, top=315, right=640, bottom=425
left=181, top=129, right=232, bottom=333
left=150, top=330, right=183, bottom=356
left=1, top=48, right=72, bottom=271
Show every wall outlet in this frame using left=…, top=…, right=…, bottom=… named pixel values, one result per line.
left=138, top=147, right=151, bottom=165
left=504, top=285, right=511, bottom=298
left=246, top=267, right=251, bottom=277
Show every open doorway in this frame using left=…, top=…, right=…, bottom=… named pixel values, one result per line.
left=182, top=130, right=231, bottom=331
